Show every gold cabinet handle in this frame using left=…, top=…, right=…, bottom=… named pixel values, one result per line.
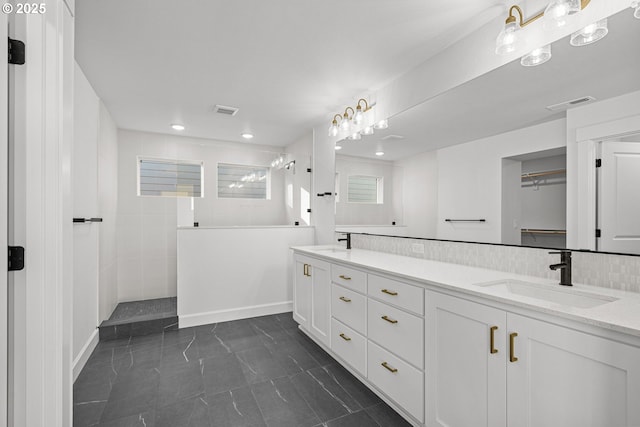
left=381, top=289, right=398, bottom=296
left=339, top=275, right=351, bottom=280
left=303, top=264, right=308, bottom=276
left=509, top=332, right=518, bottom=363
left=381, top=315, right=398, bottom=324
left=381, top=362, right=398, bottom=373
left=339, top=296, right=351, bottom=303
left=339, top=333, right=351, bottom=341
left=306, top=264, right=311, bottom=277
left=490, top=326, right=498, bottom=354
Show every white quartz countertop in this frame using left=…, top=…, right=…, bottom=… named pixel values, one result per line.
left=292, top=245, right=640, bottom=339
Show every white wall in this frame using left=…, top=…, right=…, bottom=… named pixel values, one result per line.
left=437, top=119, right=566, bottom=243
left=395, top=150, right=438, bottom=238
left=117, top=130, right=295, bottom=302
left=97, top=102, right=118, bottom=321
left=335, top=155, right=402, bottom=226
left=177, top=226, right=314, bottom=327
left=72, top=64, right=119, bottom=378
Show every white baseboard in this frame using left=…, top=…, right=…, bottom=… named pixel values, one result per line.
left=72, top=329, right=99, bottom=382
left=179, top=301, right=292, bottom=328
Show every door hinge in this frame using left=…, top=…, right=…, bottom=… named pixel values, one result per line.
left=8, top=38, right=25, bottom=65
left=595, top=229, right=601, bottom=238
left=8, top=246, right=25, bottom=271
left=595, top=159, right=602, bottom=168
left=306, top=168, right=312, bottom=173
left=306, top=208, right=311, bottom=213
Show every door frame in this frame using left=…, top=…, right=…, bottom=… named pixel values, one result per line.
left=1, top=11, right=8, bottom=426
left=573, top=114, right=640, bottom=251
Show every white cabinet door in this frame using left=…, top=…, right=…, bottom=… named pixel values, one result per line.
left=309, top=259, right=331, bottom=347
left=426, top=292, right=507, bottom=427
left=292, top=256, right=311, bottom=330
left=507, top=314, right=640, bottom=427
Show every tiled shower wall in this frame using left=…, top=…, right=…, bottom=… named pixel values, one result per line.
left=351, top=234, right=640, bottom=293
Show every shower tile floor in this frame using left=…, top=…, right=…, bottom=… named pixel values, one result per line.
left=74, top=312, right=411, bottom=427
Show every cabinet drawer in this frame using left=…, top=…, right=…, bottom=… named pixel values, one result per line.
left=368, top=274, right=424, bottom=315
left=331, top=319, right=366, bottom=376
left=331, top=284, right=366, bottom=334
left=332, top=264, right=366, bottom=294
left=367, top=340, right=424, bottom=423
left=367, top=299, right=424, bottom=369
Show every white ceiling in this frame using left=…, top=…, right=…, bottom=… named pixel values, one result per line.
left=338, top=10, right=640, bottom=160
left=75, top=0, right=506, bottom=146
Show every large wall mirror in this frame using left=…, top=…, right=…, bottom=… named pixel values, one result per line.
left=335, top=8, right=640, bottom=255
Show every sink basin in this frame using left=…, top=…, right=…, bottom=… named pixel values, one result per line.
left=475, top=280, right=618, bottom=309
left=314, top=247, right=348, bottom=254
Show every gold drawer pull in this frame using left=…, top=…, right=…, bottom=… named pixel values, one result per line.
left=490, top=326, right=498, bottom=354
left=339, top=296, right=351, bottom=303
left=339, top=333, right=351, bottom=341
left=381, top=289, right=398, bottom=296
left=339, top=275, right=352, bottom=280
left=381, top=315, right=398, bottom=324
left=509, top=332, right=518, bottom=363
left=381, top=362, right=398, bottom=373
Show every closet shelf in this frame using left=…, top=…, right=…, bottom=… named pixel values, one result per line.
left=521, top=228, right=567, bottom=235
left=521, top=169, right=566, bottom=180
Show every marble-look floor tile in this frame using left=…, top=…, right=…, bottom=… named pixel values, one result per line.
left=160, top=334, right=199, bottom=367
left=318, top=363, right=381, bottom=409
left=155, top=394, right=211, bottom=427
left=290, top=368, right=360, bottom=422
left=202, top=353, right=249, bottom=396
left=262, top=336, right=319, bottom=375
left=251, top=377, right=321, bottom=427
left=364, top=402, right=412, bottom=427
left=73, top=400, right=107, bottom=427
left=101, top=376, right=159, bottom=423
left=96, top=410, right=155, bottom=427
left=316, top=409, right=379, bottom=427
left=235, top=345, right=287, bottom=384
left=157, top=360, right=205, bottom=408
left=285, top=329, right=336, bottom=367
left=207, top=387, right=266, bottom=427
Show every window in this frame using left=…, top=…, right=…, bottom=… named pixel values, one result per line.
left=217, top=163, right=269, bottom=199
left=347, top=175, right=383, bottom=204
left=138, top=158, right=203, bottom=197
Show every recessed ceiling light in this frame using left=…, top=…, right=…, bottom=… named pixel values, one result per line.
left=335, top=145, right=342, bottom=150
left=241, top=132, right=254, bottom=140
left=171, top=124, right=185, bottom=131
left=375, top=151, right=384, bottom=156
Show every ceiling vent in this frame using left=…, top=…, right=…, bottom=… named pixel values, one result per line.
left=546, top=96, right=596, bottom=112
left=213, top=104, right=240, bottom=116
left=381, top=135, right=405, bottom=141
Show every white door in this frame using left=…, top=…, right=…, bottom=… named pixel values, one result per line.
left=0, top=12, right=9, bottom=425
left=507, top=313, right=640, bottom=427
left=599, top=141, right=640, bottom=254
left=426, top=291, right=507, bottom=427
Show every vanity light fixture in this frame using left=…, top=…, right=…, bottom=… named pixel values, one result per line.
left=346, top=132, right=362, bottom=141
left=328, top=114, right=342, bottom=137
left=633, top=1, right=640, bottom=19
left=521, top=44, right=552, bottom=66
left=544, top=0, right=584, bottom=28
left=353, top=99, right=371, bottom=125
left=171, top=124, right=185, bottom=131
left=570, top=19, right=608, bottom=46
left=340, top=107, right=354, bottom=133
left=361, top=125, right=375, bottom=136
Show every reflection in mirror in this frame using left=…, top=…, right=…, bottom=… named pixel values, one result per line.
left=333, top=9, right=640, bottom=253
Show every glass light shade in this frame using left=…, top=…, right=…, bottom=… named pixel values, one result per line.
left=521, top=45, right=552, bottom=67
left=339, top=117, right=351, bottom=133
left=373, top=119, right=389, bottom=130
left=570, top=19, right=608, bottom=46
left=353, top=108, right=364, bottom=125
left=633, top=1, right=640, bottom=19
left=346, top=132, right=362, bottom=141
left=328, top=122, right=339, bottom=137
left=361, top=125, right=375, bottom=136
left=544, top=0, right=581, bottom=28
left=495, top=21, right=521, bottom=55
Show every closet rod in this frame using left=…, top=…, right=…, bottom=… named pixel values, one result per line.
left=521, top=169, right=566, bottom=179
left=521, top=229, right=566, bottom=235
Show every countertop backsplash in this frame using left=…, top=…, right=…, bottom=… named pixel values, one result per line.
left=348, top=234, right=640, bottom=294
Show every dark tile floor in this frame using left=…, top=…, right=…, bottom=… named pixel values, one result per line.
left=74, top=312, right=412, bottom=427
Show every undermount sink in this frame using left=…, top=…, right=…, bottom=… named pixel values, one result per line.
left=475, top=279, right=618, bottom=309
left=314, top=247, right=348, bottom=254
